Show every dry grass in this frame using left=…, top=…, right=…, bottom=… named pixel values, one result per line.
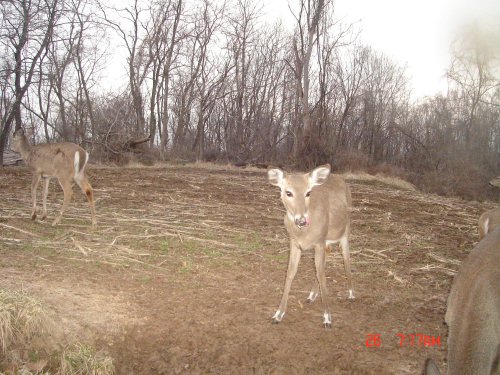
left=0, top=370, right=50, bottom=375
left=0, top=289, right=51, bottom=355
left=343, top=171, right=417, bottom=191
left=0, top=164, right=285, bottom=273
left=60, top=343, right=114, bottom=375
left=1, top=163, right=496, bottom=374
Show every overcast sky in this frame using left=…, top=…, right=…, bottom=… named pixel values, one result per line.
left=103, top=0, right=500, bottom=100
left=264, top=0, right=500, bottom=99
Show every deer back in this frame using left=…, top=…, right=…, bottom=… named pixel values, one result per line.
left=445, top=226, right=500, bottom=374
left=28, top=143, right=87, bottom=179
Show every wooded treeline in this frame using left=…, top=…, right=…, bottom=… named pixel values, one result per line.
left=1, top=0, right=499, bottom=199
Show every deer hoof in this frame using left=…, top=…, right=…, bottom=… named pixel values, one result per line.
left=271, top=310, right=284, bottom=324
left=348, top=289, right=355, bottom=300
left=323, top=312, right=332, bottom=328
left=306, top=291, right=318, bottom=304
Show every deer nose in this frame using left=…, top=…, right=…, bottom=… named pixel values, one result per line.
left=295, top=216, right=308, bottom=227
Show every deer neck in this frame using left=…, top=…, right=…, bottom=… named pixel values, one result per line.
left=17, top=137, right=33, bottom=162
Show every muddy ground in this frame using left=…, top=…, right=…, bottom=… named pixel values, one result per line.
left=0, top=164, right=496, bottom=374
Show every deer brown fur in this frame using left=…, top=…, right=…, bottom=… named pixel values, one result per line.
left=424, top=227, right=500, bottom=375
left=267, top=164, right=354, bottom=327
left=11, top=128, right=96, bottom=227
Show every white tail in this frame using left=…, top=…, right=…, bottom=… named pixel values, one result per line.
left=478, top=207, right=500, bottom=240
left=11, top=128, right=96, bottom=227
left=424, top=227, right=500, bottom=375
left=267, top=164, right=354, bottom=327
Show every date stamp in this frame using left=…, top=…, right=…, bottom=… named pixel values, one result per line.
left=365, top=333, right=441, bottom=348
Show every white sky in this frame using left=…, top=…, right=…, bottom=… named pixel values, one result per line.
left=102, top=0, right=500, bottom=100
left=263, top=0, right=500, bottom=100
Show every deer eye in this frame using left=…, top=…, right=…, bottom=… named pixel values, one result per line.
left=305, top=191, right=311, bottom=198
left=285, top=191, right=293, bottom=197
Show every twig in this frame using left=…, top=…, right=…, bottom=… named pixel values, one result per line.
left=0, top=223, right=40, bottom=238
left=412, top=264, right=457, bottom=276
left=71, top=237, right=88, bottom=256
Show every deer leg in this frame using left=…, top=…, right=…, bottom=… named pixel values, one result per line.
left=314, top=244, right=331, bottom=328
left=52, top=179, right=73, bottom=226
left=340, top=235, right=355, bottom=300
left=307, top=241, right=337, bottom=303
left=306, top=283, right=319, bottom=304
left=31, top=174, right=41, bottom=220
left=75, top=174, right=96, bottom=227
left=272, top=241, right=301, bottom=324
left=40, top=177, right=50, bottom=220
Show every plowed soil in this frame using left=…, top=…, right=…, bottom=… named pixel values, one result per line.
left=0, top=164, right=495, bottom=374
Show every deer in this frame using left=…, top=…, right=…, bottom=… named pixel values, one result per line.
left=478, top=207, right=500, bottom=240
left=424, top=226, right=500, bottom=375
left=267, top=164, right=354, bottom=328
left=11, top=128, right=96, bottom=227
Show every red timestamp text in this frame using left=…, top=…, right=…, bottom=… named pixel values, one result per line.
left=397, top=333, right=441, bottom=347
left=365, top=333, right=441, bottom=348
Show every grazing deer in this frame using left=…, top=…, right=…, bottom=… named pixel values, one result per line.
left=478, top=207, right=500, bottom=240
left=267, top=164, right=354, bottom=327
left=424, top=226, right=500, bottom=375
left=11, top=128, right=96, bottom=227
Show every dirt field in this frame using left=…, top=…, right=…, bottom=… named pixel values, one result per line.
left=0, top=164, right=495, bottom=374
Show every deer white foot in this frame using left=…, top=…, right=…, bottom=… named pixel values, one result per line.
left=348, top=289, right=355, bottom=300
left=323, top=312, right=332, bottom=328
left=271, top=310, right=285, bottom=324
left=306, top=290, right=319, bottom=303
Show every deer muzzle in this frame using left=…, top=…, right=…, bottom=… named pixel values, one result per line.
left=294, top=215, right=310, bottom=229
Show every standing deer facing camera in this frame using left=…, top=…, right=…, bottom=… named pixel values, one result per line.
left=424, top=226, right=500, bottom=375
left=11, top=128, right=96, bottom=227
left=267, top=164, right=354, bottom=327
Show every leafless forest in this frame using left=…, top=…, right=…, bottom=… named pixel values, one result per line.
left=0, top=0, right=499, bottom=199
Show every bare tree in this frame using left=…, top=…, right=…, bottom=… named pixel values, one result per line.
left=101, top=0, right=152, bottom=137
left=157, top=0, right=183, bottom=158
left=72, top=0, right=106, bottom=146
left=447, top=26, right=500, bottom=150
left=190, top=0, right=228, bottom=161
left=223, top=0, right=260, bottom=161
left=0, top=0, right=60, bottom=166
left=287, top=0, right=328, bottom=162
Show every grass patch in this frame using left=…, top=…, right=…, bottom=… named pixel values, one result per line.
left=0, top=370, right=51, bottom=374
left=179, top=258, right=194, bottom=273
left=182, top=240, right=197, bottom=253
left=159, top=240, right=170, bottom=254
left=60, top=343, right=114, bottom=375
left=264, top=252, right=288, bottom=262
left=233, top=233, right=264, bottom=252
left=343, top=171, right=416, bottom=191
left=0, top=289, right=51, bottom=355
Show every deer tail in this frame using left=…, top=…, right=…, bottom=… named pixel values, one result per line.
left=74, top=149, right=88, bottom=180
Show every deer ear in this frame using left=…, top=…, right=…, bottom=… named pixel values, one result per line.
left=267, top=168, right=284, bottom=187
left=309, top=164, right=331, bottom=186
